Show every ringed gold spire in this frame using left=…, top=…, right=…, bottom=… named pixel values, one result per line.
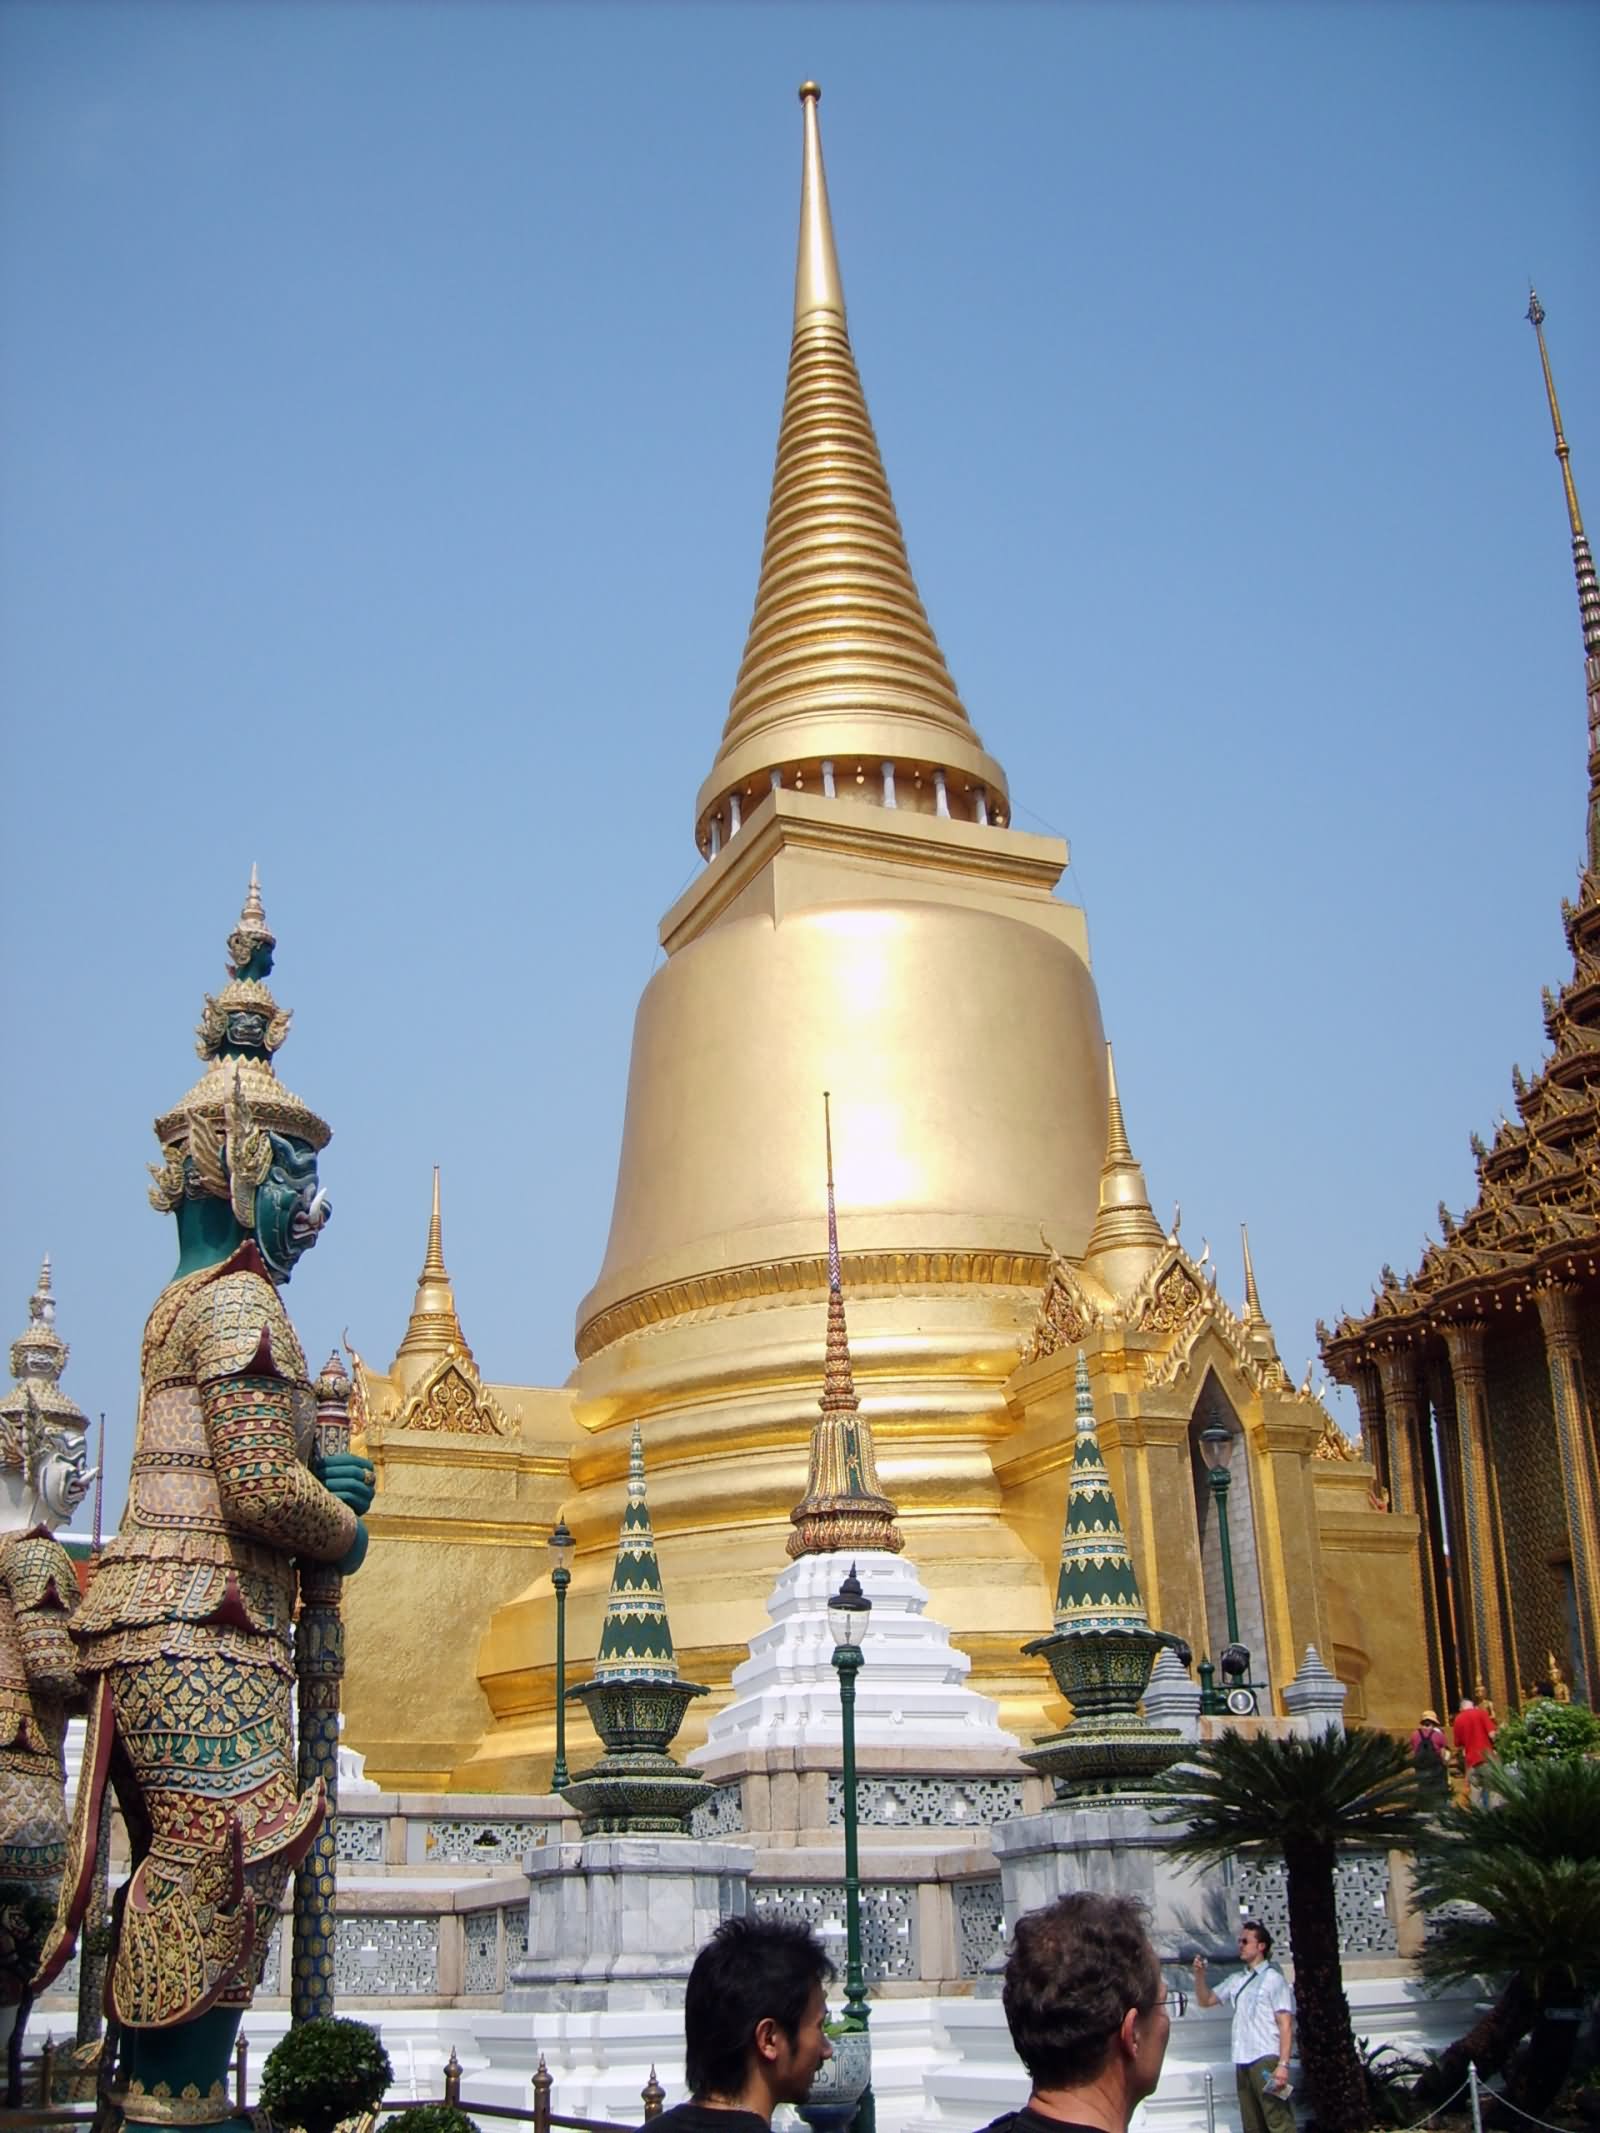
left=1240, top=1222, right=1264, bottom=1323
left=1082, top=1044, right=1165, bottom=1294
left=788, top=1093, right=903, bottom=1557
left=393, top=1166, right=475, bottom=1389
left=695, top=82, right=1009, bottom=852
left=1527, top=287, right=1600, bottom=881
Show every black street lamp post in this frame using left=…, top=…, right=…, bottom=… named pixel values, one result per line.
left=1198, top=1425, right=1240, bottom=1645
left=550, top=1519, right=575, bottom=1793
left=828, top=1564, right=874, bottom=2133
left=1198, top=1425, right=1257, bottom=1714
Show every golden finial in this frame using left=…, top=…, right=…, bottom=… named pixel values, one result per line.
left=1104, top=1042, right=1135, bottom=1165
left=695, top=87, right=1008, bottom=852
left=1526, top=286, right=1600, bottom=882
left=423, top=1163, right=448, bottom=1279
left=795, top=80, right=844, bottom=324
left=788, top=1092, right=902, bottom=1558
left=824, top=1090, right=842, bottom=1289
left=1527, top=285, right=1587, bottom=549
left=1241, top=1222, right=1264, bottom=1322
left=226, top=863, right=276, bottom=975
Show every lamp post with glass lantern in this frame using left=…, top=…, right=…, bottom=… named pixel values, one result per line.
left=1198, top=1424, right=1257, bottom=1714
left=549, top=1519, right=575, bottom=1793
left=1198, top=1425, right=1240, bottom=1646
left=828, top=1565, right=874, bottom=2132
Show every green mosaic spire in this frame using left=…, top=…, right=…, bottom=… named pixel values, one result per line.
left=594, top=1424, right=680, bottom=1682
left=1053, top=1350, right=1149, bottom=1634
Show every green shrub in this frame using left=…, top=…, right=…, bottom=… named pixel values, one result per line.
left=261, top=2017, right=394, bottom=2133
left=383, top=2110, right=479, bottom=2133
left=1495, top=1699, right=1600, bottom=1767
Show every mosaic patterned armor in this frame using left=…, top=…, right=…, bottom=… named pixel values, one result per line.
left=0, top=1257, right=91, bottom=2054
left=59, top=1248, right=355, bottom=2031
left=0, top=1528, right=80, bottom=2021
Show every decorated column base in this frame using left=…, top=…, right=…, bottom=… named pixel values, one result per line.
left=560, top=1754, right=708, bottom=1837
left=507, top=1837, right=753, bottom=2012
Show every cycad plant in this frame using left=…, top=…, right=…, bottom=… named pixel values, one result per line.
left=1154, top=1727, right=1428, bottom=2133
left=1410, top=1754, right=1600, bottom=2117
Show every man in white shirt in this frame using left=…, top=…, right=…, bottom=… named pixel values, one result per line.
left=1192, top=1921, right=1294, bottom=2133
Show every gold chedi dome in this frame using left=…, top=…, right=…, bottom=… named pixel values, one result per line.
left=464, top=83, right=1119, bottom=1783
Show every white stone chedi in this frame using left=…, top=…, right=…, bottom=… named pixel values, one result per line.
left=690, top=1548, right=1017, bottom=1756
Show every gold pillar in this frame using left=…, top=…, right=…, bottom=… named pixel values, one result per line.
left=1535, top=1284, right=1600, bottom=1705
left=1441, top=1322, right=1515, bottom=1712
left=1376, top=1345, right=1447, bottom=1706
left=1351, top=1362, right=1388, bottom=1503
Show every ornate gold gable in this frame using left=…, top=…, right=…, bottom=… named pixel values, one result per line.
left=393, top=1350, right=509, bottom=1437
left=1019, top=1241, right=1102, bottom=1363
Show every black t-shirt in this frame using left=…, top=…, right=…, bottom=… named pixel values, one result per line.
left=642, top=2106, right=771, bottom=2133
left=974, top=2112, right=1111, bottom=2133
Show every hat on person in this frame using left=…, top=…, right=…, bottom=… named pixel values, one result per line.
left=1421, top=1709, right=1440, bottom=1724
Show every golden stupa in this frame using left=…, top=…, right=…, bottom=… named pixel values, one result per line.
left=342, top=86, right=1427, bottom=1789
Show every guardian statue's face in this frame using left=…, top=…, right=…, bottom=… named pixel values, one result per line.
left=254, top=1134, right=332, bottom=1285
left=35, top=1427, right=91, bottom=1526
left=0, top=1416, right=90, bottom=1533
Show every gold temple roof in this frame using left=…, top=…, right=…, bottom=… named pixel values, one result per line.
left=695, top=83, right=1009, bottom=852
left=1322, top=294, right=1600, bottom=1365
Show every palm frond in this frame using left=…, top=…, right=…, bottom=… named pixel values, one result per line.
left=1153, top=1727, right=1428, bottom=1865
left=1418, top=1854, right=1600, bottom=1997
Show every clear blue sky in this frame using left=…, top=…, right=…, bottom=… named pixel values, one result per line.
left=3, top=1, right=1596, bottom=1489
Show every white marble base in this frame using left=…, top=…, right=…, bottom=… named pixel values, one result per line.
left=991, top=1802, right=1215, bottom=1954
left=232, top=1973, right=1483, bottom=2133
left=689, top=1551, right=1017, bottom=1759
left=508, top=1837, right=754, bottom=2010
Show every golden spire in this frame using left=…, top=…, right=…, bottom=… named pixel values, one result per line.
left=1527, top=288, right=1600, bottom=878
left=1240, top=1222, right=1264, bottom=1323
left=788, top=1093, right=902, bottom=1558
left=695, top=84, right=1009, bottom=852
left=1082, top=1044, right=1165, bottom=1294
left=393, top=1165, right=475, bottom=1389
left=1237, top=1221, right=1281, bottom=1365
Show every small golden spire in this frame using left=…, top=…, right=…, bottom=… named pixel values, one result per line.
left=422, top=1163, right=448, bottom=1279
left=789, top=1093, right=902, bottom=1558
left=1528, top=287, right=1588, bottom=551
left=1527, top=287, right=1600, bottom=879
left=1083, top=1043, right=1165, bottom=1295
left=1241, top=1222, right=1264, bottom=1322
left=695, top=87, right=1008, bottom=850
left=393, top=1165, right=475, bottom=1388
left=1104, top=1042, right=1136, bottom=1164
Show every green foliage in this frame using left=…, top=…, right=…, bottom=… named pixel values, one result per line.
left=1152, top=1725, right=1430, bottom=1862
left=1494, top=1698, right=1600, bottom=1768
left=261, top=2017, right=394, bottom=2133
left=1413, top=1755, right=1600, bottom=2002
left=382, top=2109, right=479, bottom=2133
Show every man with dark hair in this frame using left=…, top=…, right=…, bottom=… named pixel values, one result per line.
left=647, top=1915, right=834, bottom=2133
left=977, top=1891, right=1171, bottom=2133
left=1194, top=1920, right=1294, bottom=2133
